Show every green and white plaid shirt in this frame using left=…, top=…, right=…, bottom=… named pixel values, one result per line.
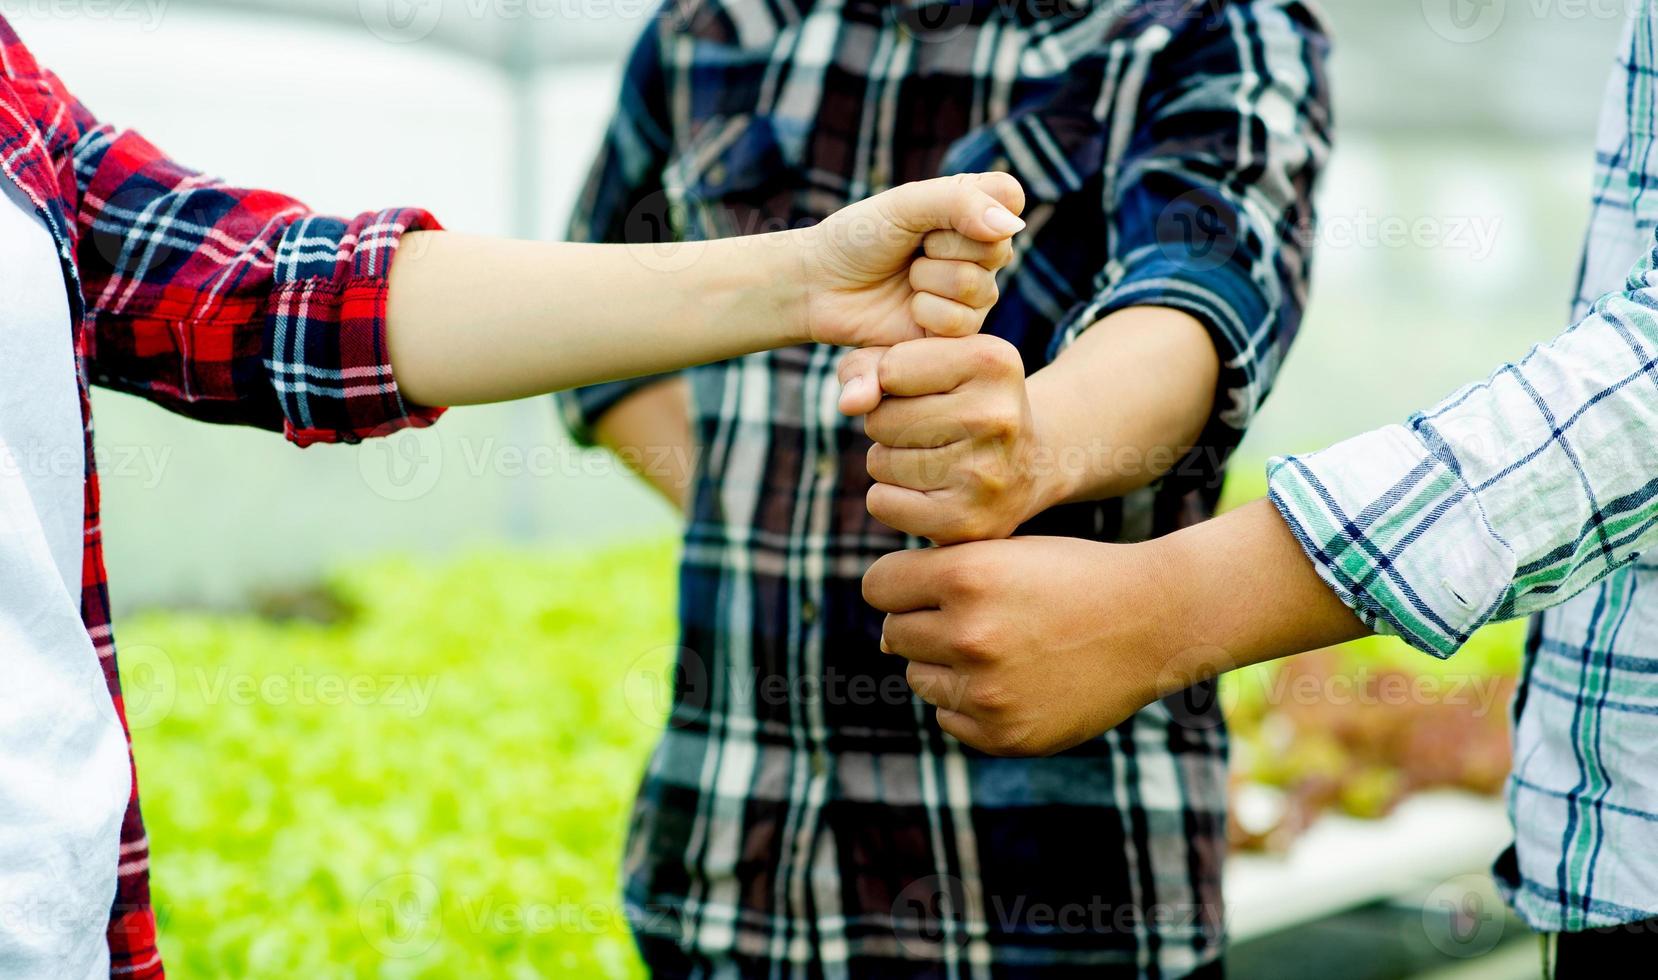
left=1269, top=0, right=1658, bottom=933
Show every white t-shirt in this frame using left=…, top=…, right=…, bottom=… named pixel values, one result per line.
left=0, top=176, right=130, bottom=978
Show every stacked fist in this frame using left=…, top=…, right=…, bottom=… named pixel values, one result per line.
left=832, top=203, right=1177, bottom=760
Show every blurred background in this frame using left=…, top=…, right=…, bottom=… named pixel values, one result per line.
left=14, top=0, right=1625, bottom=975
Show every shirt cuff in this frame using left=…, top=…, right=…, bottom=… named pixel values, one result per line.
left=1049, top=253, right=1274, bottom=434
left=269, top=207, right=445, bottom=448
left=1267, top=425, right=1518, bottom=659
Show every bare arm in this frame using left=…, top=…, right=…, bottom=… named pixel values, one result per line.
left=839, top=305, right=1220, bottom=543
left=1026, top=306, right=1219, bottom=504
left=863, top=499, right=1367, bottom=756
left=385, top=174, right=1026, bottom=408
left=593, top=377, right=694, bottom=513
left=387, top=232, right=802, bottom=406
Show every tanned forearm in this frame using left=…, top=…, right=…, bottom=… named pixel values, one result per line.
left=592, top=378, right=694, bottom=514
left=1148, top=497, right=1370, bottom=689
left=863, top=497, right=1371, bottom=756
left=1025, top=306, right=1221, bottom=510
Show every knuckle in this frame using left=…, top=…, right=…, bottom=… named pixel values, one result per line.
left=968, top=336, right=1018, bottom=375
left=975, top=466, right=1009, bottom=499
left=861, top=560, right=890, bottom=605
left=954, top=627, right=993, bottom=663
left=970, top=680, right=1012, bottom=713
left=944, top=558, right=987, bottom=596
left=875, top=352, right=905, bottom=392
left=953, top=612, right=1002, bottom=659
left=977, top=408, right=1019, bottom=442
left=984, top=725, right=1035, bottom=758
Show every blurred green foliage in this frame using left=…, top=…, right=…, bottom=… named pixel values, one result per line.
left=116, top=467, right=1530, bottom=975
left=120, top=544, right=678, bottom=978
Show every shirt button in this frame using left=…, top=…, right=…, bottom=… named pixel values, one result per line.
left=801, top=599, right=820, bottom=625
left=811, top=750, right=830, bottom=778
left=816, top=455, right=837, bottom=480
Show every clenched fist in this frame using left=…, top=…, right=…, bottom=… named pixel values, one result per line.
left=801, top=173, right=1025, bottom=349
left=862, top=502, right=1372, bottom=757
left=838, top=335, right=1065, bottom=544
left=862, top=536, right=1178, bottom=755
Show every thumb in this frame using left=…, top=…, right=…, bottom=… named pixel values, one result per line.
left=837, top=346, right=888, bottom=416
left=881, top=173, right=1028, bottom=243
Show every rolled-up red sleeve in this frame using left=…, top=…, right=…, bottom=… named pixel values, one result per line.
left=70, top=123, right=445, bottom=445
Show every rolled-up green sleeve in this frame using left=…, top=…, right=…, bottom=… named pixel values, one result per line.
left=1270, top=228, right=1658, bottom=658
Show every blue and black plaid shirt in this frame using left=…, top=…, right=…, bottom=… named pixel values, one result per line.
left=562, top=2, right=1331, bottom=975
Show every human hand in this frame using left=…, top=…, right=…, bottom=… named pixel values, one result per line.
left=862, top=535, right=1190, bottom=756
left=837, top=335, right=1063, bottom=544
left=861, top=501, right=1374, bottom=757
left=797, top=173, right=1025, bottom=349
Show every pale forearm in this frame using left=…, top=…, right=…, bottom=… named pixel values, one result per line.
left=386, top=231, right=805, bottom=407
left=1026, top=306, right=1220, bottom=510
left=386, top=174, right=1025, bottom=408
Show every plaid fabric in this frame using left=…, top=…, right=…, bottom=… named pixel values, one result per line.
left=1267, top=0, right=1658, bottom=934
left=560, top=1, right=1330, bottom=975
left=0, top=19, right=442, bottom=977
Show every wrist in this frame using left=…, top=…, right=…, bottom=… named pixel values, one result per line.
left=774, top=228, right=818, bottom=347
left=1023, top=406, right=1082, bottom=519
left=1154, top=500, right=1371, bottom=680
left=706, top=232, right=812, bottom=349
left=1137, top=531, right=1226, bottom=694
left=1073, top=536, right=1206, bottom=721
left=1023, top=375, right=1099, bottom=513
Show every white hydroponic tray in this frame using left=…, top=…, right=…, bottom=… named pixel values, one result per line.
left=1225, top=791, right=1512, bottom=940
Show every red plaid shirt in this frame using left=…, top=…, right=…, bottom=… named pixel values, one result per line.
left=0, top=19, right=443, bottom=977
